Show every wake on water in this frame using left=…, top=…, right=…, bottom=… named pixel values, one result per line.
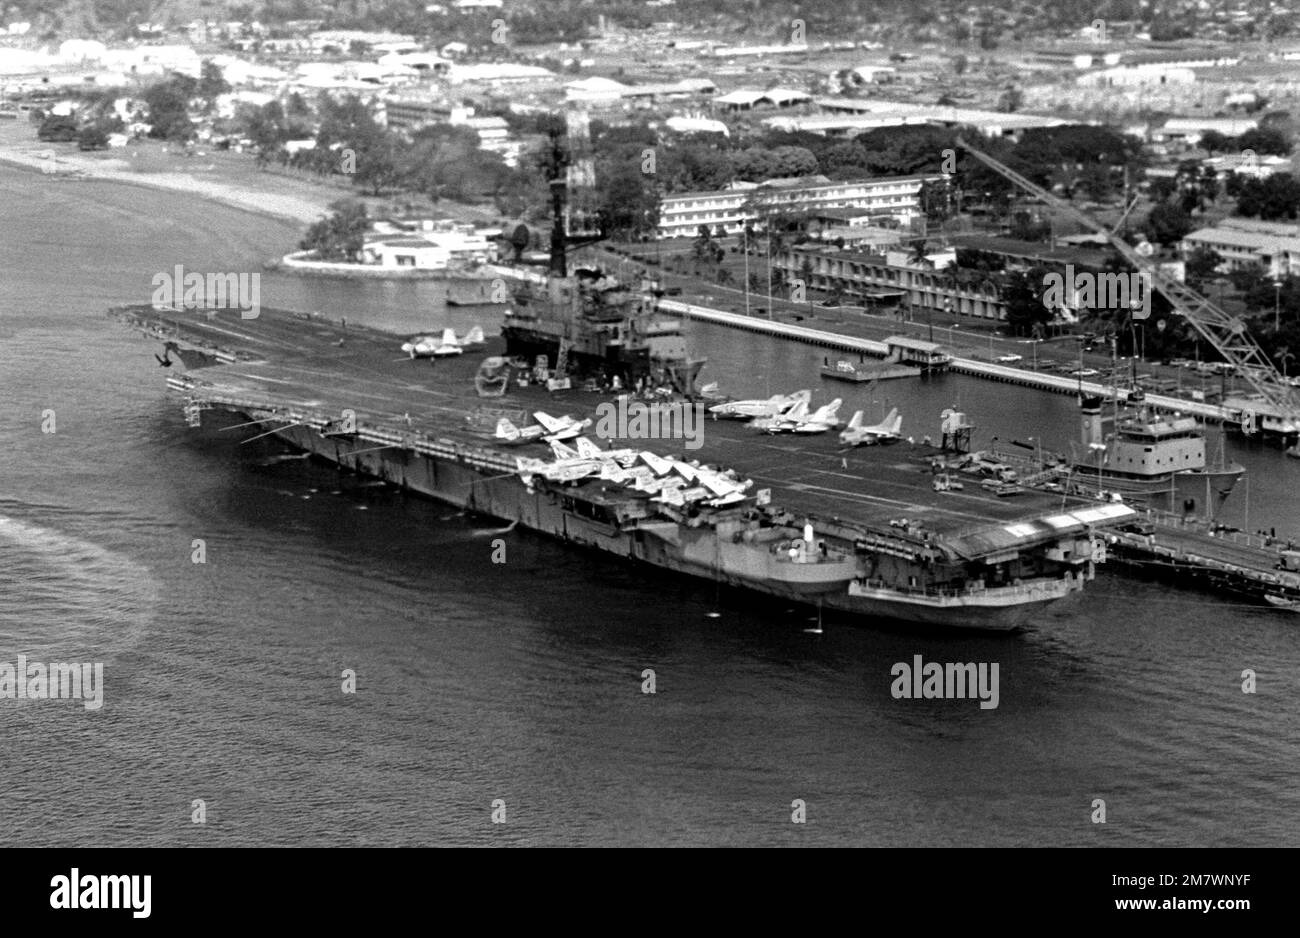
left=0, top=510, right=161, bottom=655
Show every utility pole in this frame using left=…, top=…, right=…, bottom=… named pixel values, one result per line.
left=743, top=235, right=750, bottom=317
left=767, top=232, right=774, bottom=320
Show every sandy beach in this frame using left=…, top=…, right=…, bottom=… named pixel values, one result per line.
left=0, top=122, right=338, bottom=225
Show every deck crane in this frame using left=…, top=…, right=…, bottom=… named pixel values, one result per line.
left=955, top=137, right=1298, bottom=424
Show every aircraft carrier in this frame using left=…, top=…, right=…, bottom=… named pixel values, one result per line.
left=110, top=301, right=1140, bottom=631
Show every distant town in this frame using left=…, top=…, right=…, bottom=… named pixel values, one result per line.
left=4, top=1, right=1300, bottom=374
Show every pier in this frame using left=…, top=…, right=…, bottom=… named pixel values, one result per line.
left=655, top=299, right=1242, bottom=425
left=1108, top=514, right=1300, bottom=603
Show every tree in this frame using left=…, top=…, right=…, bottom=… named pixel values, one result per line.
left=1199, top=166, right=1220, bottom=207
left=596, top=161, right=658, bottom=238
left=77, top=125, right=109, bottom=151
left=797, top=257, right=814, bottom=295
left=1236, top=126, right=1293, bottom=157
left=353, top=135, right=403, bottom=196
left=403, top=123, right=507, bottom=202
left=300, top=200, right=370, bottom=263
left=1185, top=246, right=1224, bottom=287
left=1235, top=175, right=1300, bottom=220
left=1001, top=270, right=1050, bottom=335
left=37, top=114, right=78, bottom=142
left=198, top=61, right=230, bottom=108
left=243, top=100, right=288, bottom=163
left=1148, top=176, right=1177, bottom=203
left=692, top=225, right=714, bottom=266
left=918, top=178, right=956, bottom=225
left=1077, top=163, right=1116, bottom=202
left=143, top=75, right=197, bottom=142
left=1199, top=130, right=1231, bottom=155
left=1144, top=201, right=1194, bottom=247
left=508, top=223, right=530, bottom=261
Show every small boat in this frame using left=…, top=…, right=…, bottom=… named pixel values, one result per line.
left=1264, top=594, right=1300, bottom=611
left=820, top=360, right=877, bottom=383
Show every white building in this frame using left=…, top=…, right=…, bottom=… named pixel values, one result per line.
left=710, top=44, right=810, bottom=58
left=713, top=87, right=811, bottom=111
left=367, top=224, right=497, bottom=269
left=664, top=115, right=729, bottom=136
left=1150, top=118, right=1257, bottom=149
left=565, top=76, right=630, bottom=104
left=446, top=62, right=556, bottom=85
left=368, top=237, right=451, bottom=269
left=657, top=176, right=937, bottom=239
left=1077, top=64, right=1196, bottom=87
left=1181, top=224, right=1300, bottom=278
left=1203, top=153, right=1293, bottom=180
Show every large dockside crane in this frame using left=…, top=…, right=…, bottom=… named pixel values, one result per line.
left=955, top=137, right=1298, bottom=422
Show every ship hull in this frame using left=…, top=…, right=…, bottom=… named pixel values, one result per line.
left=1070, top=463, right=1244, bottom=515
left=227, top=412, right=1067, bottom=632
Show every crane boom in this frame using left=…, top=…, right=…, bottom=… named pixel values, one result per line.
left=955, top=137, right=1297, bottom=420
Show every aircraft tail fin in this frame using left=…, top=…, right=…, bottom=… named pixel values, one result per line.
left=532, top=411, right=562, bottom=433
left=461, top=325, right=485, bottom=345
left=784, top=399, right=809, bottom=421
left=818, top=398, right=843, bottom=424
left=847, top=410, right=864, bottom=430
left=550, top=439, right=579, bottom=461
left=440, top=327, right=458, bottom=347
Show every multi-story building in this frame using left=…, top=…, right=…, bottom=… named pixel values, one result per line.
left=383, top=95, right=454, bottom=131
left=772, top=244, right=1008, bottom=320
left=1181, top=222, right=1300, bottom=278
left=656, top=176, right=937, bottom=239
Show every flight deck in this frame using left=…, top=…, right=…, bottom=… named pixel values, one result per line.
left=112, top=303, right=1093, bottom=541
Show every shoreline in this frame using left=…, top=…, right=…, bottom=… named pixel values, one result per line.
left=0, top=130, right=335, bottom=226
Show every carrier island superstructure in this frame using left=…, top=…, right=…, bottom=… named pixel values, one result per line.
left=111, top=303, right=1137, bottom=631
